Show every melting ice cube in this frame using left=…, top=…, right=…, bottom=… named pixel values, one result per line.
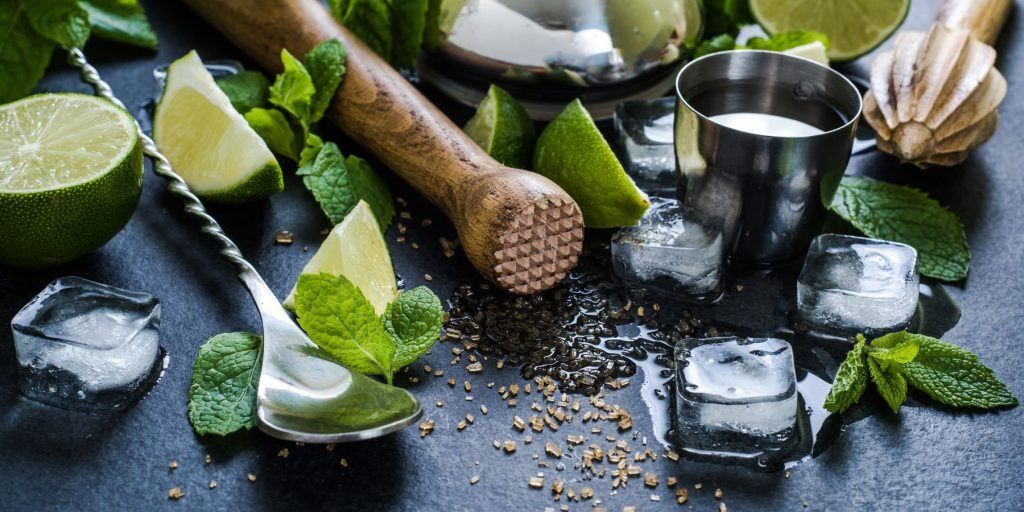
left=797, top=234, right=919, bottom=336
left=674, top=336, right=800, bottom=465
left=611, top=197, right=723, bottom=301
left=11, top=277, right=162, bottom=411
left=613, top=97, right=677, bottom=196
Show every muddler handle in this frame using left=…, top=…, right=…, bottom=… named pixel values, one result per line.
left=180, top=0, right=584, bottom=295
left=936, top=0, right=1013, bottom=45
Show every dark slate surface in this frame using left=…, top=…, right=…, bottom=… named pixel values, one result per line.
left=1, top=1, right=1021, bottom=510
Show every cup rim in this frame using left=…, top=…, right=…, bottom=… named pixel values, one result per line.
left=674, top=50, right=863, bottom=139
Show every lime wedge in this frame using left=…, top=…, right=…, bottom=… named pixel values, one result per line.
left=750, top=0, right=909, bottom=62
left=784, top=41, right=830, bottom=66
left=154, top=51, right=283, bottom=202
left=464, top=85, right=536, bottom=169
left=533, top=99, right=650, bottom=228
left=283, top=201, right=397, bottom=314
left=0, top=93, right=143, bottom=267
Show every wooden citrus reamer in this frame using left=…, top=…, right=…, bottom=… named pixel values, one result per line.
left=181, top=0, right=584, bottom=294
left=863, top=0, right=1012, bottom=167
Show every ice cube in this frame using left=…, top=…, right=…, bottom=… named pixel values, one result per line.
left=613, top=97, right=677, bottom=196
left=797, top=234, right=919, bottom=336
left=611, top=197, right=723, bottom=301
left=11, top=277, right=162, bottom=411
left=674, top=336, right=799, bottom=463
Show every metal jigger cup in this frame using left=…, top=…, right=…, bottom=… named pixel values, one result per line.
left=674, top=50, right=862, bottom=267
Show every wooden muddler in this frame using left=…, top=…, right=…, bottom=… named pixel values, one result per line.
left=181, top=0, right=584, bottom=294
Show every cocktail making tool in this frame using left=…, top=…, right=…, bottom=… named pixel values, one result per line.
left=68, top=50, right=424, bottom=443
left=674, top=51, right=863, bottom=266
left=863, top=0, right=1011, bottom=167
left=183, top=0, right=585, bottom=296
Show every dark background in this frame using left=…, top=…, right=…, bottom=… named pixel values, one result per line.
left=1, top=0, right=1021, bottom=510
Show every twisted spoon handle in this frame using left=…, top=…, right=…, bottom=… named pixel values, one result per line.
left=67, top=48, right=278, bottom=309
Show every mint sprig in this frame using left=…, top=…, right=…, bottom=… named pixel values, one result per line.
left=294, top=273, right=443, bottom=384
left=188, top=332, right=263, bottom=436
left=327, top=0, right=431, bottom=70
left=829, top=176, right=971, bottom=282
left=824, top=331, right=1018, bottom=414
left=216, top=40, right=393, bottom=232
left=1, top=0, right=158, bottom=103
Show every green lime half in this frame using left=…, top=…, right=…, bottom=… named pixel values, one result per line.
left=0, top=93, right=143, bottom=268
left=154, top=51, right=283, bottom=203
left=533, top=99, right=650, bottom=228
left=750, top=0, right=909, bottom=62
left=464, top=85, right=536, bottom=169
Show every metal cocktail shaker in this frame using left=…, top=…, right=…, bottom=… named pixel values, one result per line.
left=674, top=51, right=863, bottom=266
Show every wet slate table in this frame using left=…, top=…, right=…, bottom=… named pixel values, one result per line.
left=2, top=1, right=1022, bottom=510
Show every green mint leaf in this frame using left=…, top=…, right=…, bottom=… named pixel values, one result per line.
left=23, top=0, right=90, bottom=49
left=867, top=331, right=922, bottom=364
left=302, top=38, right=347, bottom=123
left=294, top=273, right=395, bottom=378
left=188, top=332, right=262, bottom=436
left=244, top=107, right=302, bottom=162
left=298, top=133, right=324, bottom=170
left=300, top=142, right=358, bottom=224
left=829, top=176, right=970, bottom=281
left=269, top=49, right=315, bottom=128
left=422, top=0, right=442, bottom=52
left=0, top=0, right=56, bottom=103
left=901, top=336, right=1018, bottom=409
left=823, top=336, right=869, bottom=413
left=79, top=0, right=157, bottom=49
left=694, top=34, right=736, bottom=58
left=702, top=0, right=752, bottom=36
left=868, top=357, right=908, bottom=414
left=344, top=155, right=394, bottom=231
left=216, top=71, right=271, bottom=114
left=742, top=31, right=830, bottom=52
left=388, top=0, right=429, bottom=69
left=383, top=286, right=442, bottom=369
left=330, top=0, right=394, bottom=64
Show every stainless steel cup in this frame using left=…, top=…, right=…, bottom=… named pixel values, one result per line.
left=674, top=51, right=862, bottom=266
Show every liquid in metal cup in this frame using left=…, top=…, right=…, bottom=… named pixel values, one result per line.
left=674, top=50, right=862, bottom=266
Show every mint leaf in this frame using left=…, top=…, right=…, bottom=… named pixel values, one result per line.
left=694, top=34, right=735, bottom=58
left=829, top=176, right=970, bottom=281
left=188, top=332, right=262, bottom=436
left=23, top=0, right=90, bottom=49
left=742, top=31, right=830, bottom=52
left=269, top=49, right=315, bottom=128
left=702, top=0, right=752, bottom=36
left=388, top=0, right=429, bottom=69
left=80, top=0, right=157, bottom=49
left=244, top=107, right=302, bottom=162
left=0, top=0, right=56, bottom=103
left=345, top=155, right=394, bottom=231
left=299, top=142, right=358, bottom=224
left=823, top=336, right=869, bottom=413
left=901, top=337, right=1018, bottom=409
left=303, top=38, right=347, bottom=124
left=383, top=286, right=442, bottom=369
left=331, top=0, right=393, bottom=64
left=217, top=71, right=271, bottom=114
left=867, top=331, right=921, bottom=364
left=868, top=357, right=908, bottom=414
left=294, top=273, right=395, bottom=379
left=422, top=0, right=442, bottom=52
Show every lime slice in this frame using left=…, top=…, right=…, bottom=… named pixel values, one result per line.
left=154, top=51, right=283, bottom=202
left=533, top=99, right=650, bottom=228
left=750, top=0, right=909, bottom=62
left=464, top=85, right=536, bottom=169
left=283, top=201, right=397, bottom=314
left=0, top=93, right=143, bottom=268
left=784, top=41, right=830, bottom=66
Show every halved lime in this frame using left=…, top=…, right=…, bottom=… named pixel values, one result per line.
left=283, top=200, right=397, bottom=314
left=154, top=51, right=283, bottom=202
left=0, top=94, right=143, bottom=268
left=533, top=99, right=650, bottom=228
left=464, top=85, right=536, bottom=169
left=750, top=0, right=909, bottom=62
